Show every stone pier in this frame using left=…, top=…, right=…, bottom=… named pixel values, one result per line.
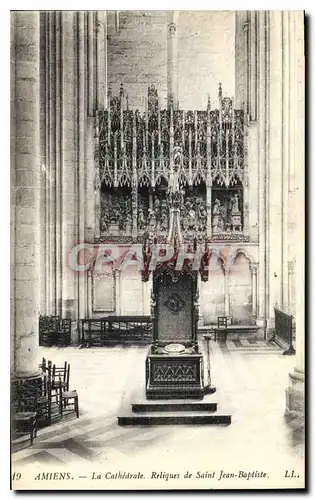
left=285, top=13, right=304, bottom=420
left=11, top=11, right=41, bottom=384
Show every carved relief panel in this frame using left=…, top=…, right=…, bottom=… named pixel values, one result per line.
left=137, top=180, right=170, bottom=236
left=95, top=84, right=248, bottom=242
left=181, top=183, right=207, bottom=239
left=157, top=274, right=193, bottom=343
left=100, top=184, right=132, bottom=236
left=211, top=180, right=243, bottom=235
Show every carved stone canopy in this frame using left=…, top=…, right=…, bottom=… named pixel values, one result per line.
left=96, top=84, right=245, bottom=190
left=141, top=237, right=210, bottom=283
left=96, top=84, right=246, bottom=244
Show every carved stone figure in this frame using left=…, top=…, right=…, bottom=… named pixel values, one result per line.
left=148, top=208, right=157, bottom=232
left=231, top=193, right=240, bottom=214
left=100, top=213, right=109, bottom=232
left=198, top=203, right=207, bottom=232
left=181, top=196, right=207, bottom=236
left=169, top=168, right=180, bottom=196
left=154, top=197, right=160, bottom=213
left=138, top=207, right=146, bottom=231
left=159, top=208, right=168, bottom=232
left=213, top=198, right=221, bottom=215
left=110, top=203, right=120, bottom=224
left=187, top=208, right=197, bottom=230
left=124, top=200, right=132, bottom=231
left=212, top=198, right=223, bottom=233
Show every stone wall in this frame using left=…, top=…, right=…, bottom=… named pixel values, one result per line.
left=108, top=11, right=168, bottom=109
left=11, top=12, right=41, bottom=376
left=108, top=10, right=235, bottom=110
left=39, top=12, right=107, bottom=319
left=177, top=11, right=235, bottom=110
left=38, top=10, right=294, bottom=331
left=199, top=246, right=258, bottom=325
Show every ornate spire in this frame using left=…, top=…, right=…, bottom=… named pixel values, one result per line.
left=218, top=82, right=223, bottom=103
left=207, top=94, right=211, bottom=112
left=167, top=146, right=184, bottom=246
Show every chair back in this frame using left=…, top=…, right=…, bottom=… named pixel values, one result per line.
left=52, top=362, right=70, bottom=391
left=217, top=316, right=228, bottom=329
left=39, top=357, right=47, bottom=372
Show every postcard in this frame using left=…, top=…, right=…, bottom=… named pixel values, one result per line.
left=10, top=9, right=305, bottom=490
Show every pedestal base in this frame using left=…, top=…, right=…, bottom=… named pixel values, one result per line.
left=285, top=367, right=305, bottom=420
left=145, top=352, right=205, bottom=400
left=11, top=371, right=43, bottom=405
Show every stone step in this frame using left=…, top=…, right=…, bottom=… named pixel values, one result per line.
left=118, top=412, right=231, bottom=426
left=132, top=401, right=217, bottom=413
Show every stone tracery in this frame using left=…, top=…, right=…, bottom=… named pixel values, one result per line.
left=96, top=83, right=246, bottom=241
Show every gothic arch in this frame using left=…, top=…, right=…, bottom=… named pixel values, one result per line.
left=229, top=250, right=253, bottom=324
left=155, top=174, right=169, bottom=187
left=208, top=249, right=226, bottom=271
left=199, top=253, right=225, bottom=324
left=227, top=247, right=254, bottom=268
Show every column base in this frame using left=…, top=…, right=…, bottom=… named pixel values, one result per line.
left=11, top=371, right=43, bottom=400
left=266, top=316, right=275, bottom=331
left=198, top=315, right=205, bottom=327
left=226, top=316, right=232, bottom=326
left=256, top=316, right=267, bottom=328
left=285, top=367, right=305, bottom=420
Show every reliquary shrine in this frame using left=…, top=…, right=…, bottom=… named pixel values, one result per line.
left=91, top=84, right=258, bottom=327
left=95, top=83, right=246, bottom=243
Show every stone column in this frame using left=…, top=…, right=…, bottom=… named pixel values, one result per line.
left=167, top=11, right=179, bottom=109
left=96, top=11, right=107, bottom=110
left=87, top=271, right=93, bottom=318
left=131, top=182, right=138, bottom=238
left=223, top=267, right=230, bottom=319
left=250, top=263, right=258, bottom=319
left=282, top=11, right=290, bottom=312
left=249, top=11, right=257, bottom=121
left=12, top=12, right=41, bottom=378
left=285, top=11, right=304, bottom=420
left=288, top=259, right=295, bottom=315
left=78, top=11, right=86, bottom=319
left=256, top=11, right=268, bottom=330
left=267, top=10, right=284, bottom=326
left=286, top=212, right=304, bottom=417
left=115, top=270, right=121, bottom=315
left=142, top=280, right=151, bottom=316
left=206, top=184, right=212, bottom=238
left=85, top=118, right=96, bottom=243
left=242, top=17, right=249, bottom=113
left=87, top=11, right=95, bottom=116
left=61, top=12, right=77, bottom=319
left=234, top=11, right=249, bottom=110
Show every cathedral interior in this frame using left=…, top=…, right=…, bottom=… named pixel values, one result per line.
left=10, top=11, right=305, bottom=485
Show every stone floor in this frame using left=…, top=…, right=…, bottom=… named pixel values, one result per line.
left=12, top=340, right=305, bottom=490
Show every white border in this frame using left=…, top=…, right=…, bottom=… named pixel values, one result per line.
left=1, top=4, right=313, bottom=499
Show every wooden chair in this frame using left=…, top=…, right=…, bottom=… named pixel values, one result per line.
left=35, top=360, right=62, bottom=425
left=11, top=395, right=37, bottom=445
left=39, top=315, right=60, bottom=346
left=52, top=362, right=70, bottom=392
left=36, top=363, right=53, bottom=427
left=53, top=375, right=79, bottom=420
left=55, top=319, right=72, bottom=347
left=214, top=316, right=228, bottom=342
left=61, top=389, right=80, bottom=419
left=39, top=357, right=47, bottom=372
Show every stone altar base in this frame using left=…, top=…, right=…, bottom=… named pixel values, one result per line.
left=118, top=400, right=231, bottom=426
left=145, top=350, right=205, bottom=400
